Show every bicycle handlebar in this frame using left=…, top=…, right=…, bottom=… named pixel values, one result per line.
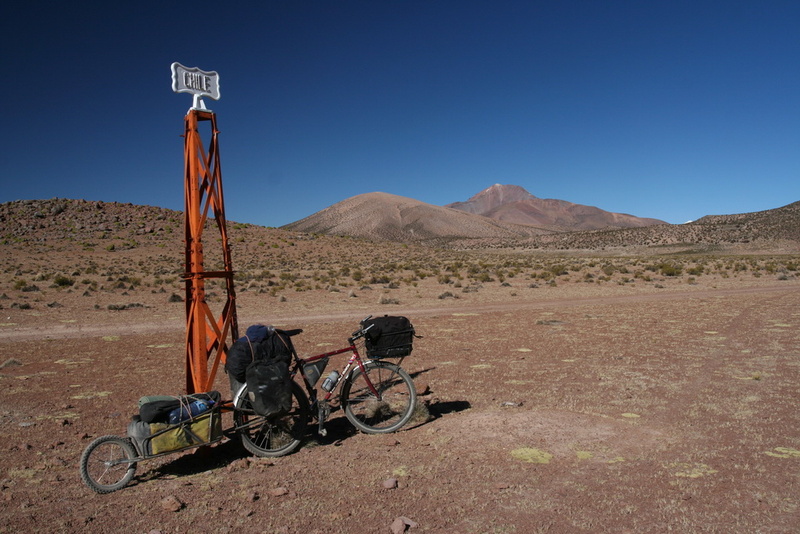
left=350, top=316, right=375, bottom=340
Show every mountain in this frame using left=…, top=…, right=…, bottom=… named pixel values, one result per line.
left=446, top=184, right=666, bottom=230
left=281, top=192, right=552, bottom=244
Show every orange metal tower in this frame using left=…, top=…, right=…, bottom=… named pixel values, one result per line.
left=182, top=108, right=238, bottom=393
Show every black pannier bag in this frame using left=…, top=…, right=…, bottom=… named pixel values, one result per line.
left=362, top=315, right=416, bottom=358
left=246, top=357, right=292, bottom=417
left=244, top=327, right=296, bottom=417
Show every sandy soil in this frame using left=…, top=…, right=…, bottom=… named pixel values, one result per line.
left=1, top=274, right=799, bottom=533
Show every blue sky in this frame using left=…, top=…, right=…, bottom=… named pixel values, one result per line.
left=2, top=1, right=798, bottom=226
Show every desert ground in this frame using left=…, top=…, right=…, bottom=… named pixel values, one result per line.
left=1, top=246, right=799, bottom=533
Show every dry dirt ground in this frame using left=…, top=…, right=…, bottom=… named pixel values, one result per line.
left=1, top=273, right=799, bottom=533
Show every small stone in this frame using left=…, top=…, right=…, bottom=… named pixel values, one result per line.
left=267, top=487, right=289, bottom=497
left=391, top=516, right=418, bottom=533
left=160, top=495, right=183, bottom=512
left=383, top=478, right=399, bottom=489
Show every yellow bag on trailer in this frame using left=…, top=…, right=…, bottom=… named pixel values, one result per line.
left=149, top=410, right=222, bottom=455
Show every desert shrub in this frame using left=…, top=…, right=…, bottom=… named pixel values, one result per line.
left=686, top=265, right=704, bottom=276
left=659, top=263, right=683, bottom=277
left=53, top=275, right=75, bottom=287
left=475, top=272, right=493, bottom=283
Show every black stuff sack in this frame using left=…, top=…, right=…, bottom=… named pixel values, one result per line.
left=246, top=357, right=292, bottom=418
left=225, top=324, right=272, bottom=384
left=362, top=315, right=416, bottom=358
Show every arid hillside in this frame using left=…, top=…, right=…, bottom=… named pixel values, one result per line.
left=281, top=192, right=554, bottom=243
left=1, top=197, right=798, bottom=329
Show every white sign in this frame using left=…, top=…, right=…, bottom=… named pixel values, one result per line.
left=171, top=62, right=220, bottom=110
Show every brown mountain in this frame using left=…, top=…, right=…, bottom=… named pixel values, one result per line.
left=282, top=192, right=553, bottom=244
left=446, top=184, right=666, bottom=230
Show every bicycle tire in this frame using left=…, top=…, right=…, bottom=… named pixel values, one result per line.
left=341, top=360, right=417, bottom=434
left=234, top=380, right=309, bottom=457
left=79, top=435, right=138, bottom=494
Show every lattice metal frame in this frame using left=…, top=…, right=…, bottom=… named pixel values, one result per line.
left=182, top=109, right=238, bottom=393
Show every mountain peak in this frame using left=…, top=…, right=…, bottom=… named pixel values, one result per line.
left=447, top=184, right=665, bottom=230
left=468, top=184, right=536, bottom=203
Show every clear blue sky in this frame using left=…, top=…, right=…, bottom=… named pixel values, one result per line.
left=3, top=1, right=798, bottom=226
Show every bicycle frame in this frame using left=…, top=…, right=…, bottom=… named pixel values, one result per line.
left=294, top=339, right=381, bottom=402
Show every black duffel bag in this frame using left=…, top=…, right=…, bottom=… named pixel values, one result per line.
left=362, top=315, right=416, bottom=358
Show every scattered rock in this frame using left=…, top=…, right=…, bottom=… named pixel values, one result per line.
left=382, top=477, right=398, bottom=489
left=160, top=495, right=183, bottom=512
left=267, top=487, right=289, bottom=497
left=500, top=401, right=522, bottom=407
left=391, top=516, right=418, bottom=533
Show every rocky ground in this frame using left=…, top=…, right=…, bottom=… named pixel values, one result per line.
left=2, top=268, right=799, bottom=533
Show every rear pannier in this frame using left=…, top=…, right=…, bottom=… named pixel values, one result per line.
left=362, top=315, right=416, bottom=359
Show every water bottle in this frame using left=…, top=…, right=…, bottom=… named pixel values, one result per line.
left=321, top=370, right=340, bottom=392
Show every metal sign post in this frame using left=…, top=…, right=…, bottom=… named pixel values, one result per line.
left=172, top=62, right=238, bottom=394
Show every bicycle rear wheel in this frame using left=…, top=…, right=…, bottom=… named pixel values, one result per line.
left=234, top=381, right=309, bottom=457
left=79, top=435, right=138, bottom=494
left=341, top=360, right=417, bottom=434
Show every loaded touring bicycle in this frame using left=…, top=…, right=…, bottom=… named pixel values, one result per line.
left=79, top=315, right=419, bottom=493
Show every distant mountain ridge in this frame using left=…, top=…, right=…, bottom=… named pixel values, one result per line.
left=1, top=195, right=797, bottom=253
left=281, top=192, right=551, bottom=244
left=283, top=184, right=667, bottom=244
left=446, top=184, right=666, bottom=230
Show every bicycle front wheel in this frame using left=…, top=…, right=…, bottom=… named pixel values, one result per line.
left=79, top=435, right=138, bottom=494
left=341, top=360, right=417, bottom=434
left=234, top=381, right=309, bottom=457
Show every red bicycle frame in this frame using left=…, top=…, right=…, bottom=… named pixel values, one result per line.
left=295, top=343, right=381, bottom=400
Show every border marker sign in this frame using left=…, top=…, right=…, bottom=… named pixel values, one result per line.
left=171, top=62, right=220, bottom=111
